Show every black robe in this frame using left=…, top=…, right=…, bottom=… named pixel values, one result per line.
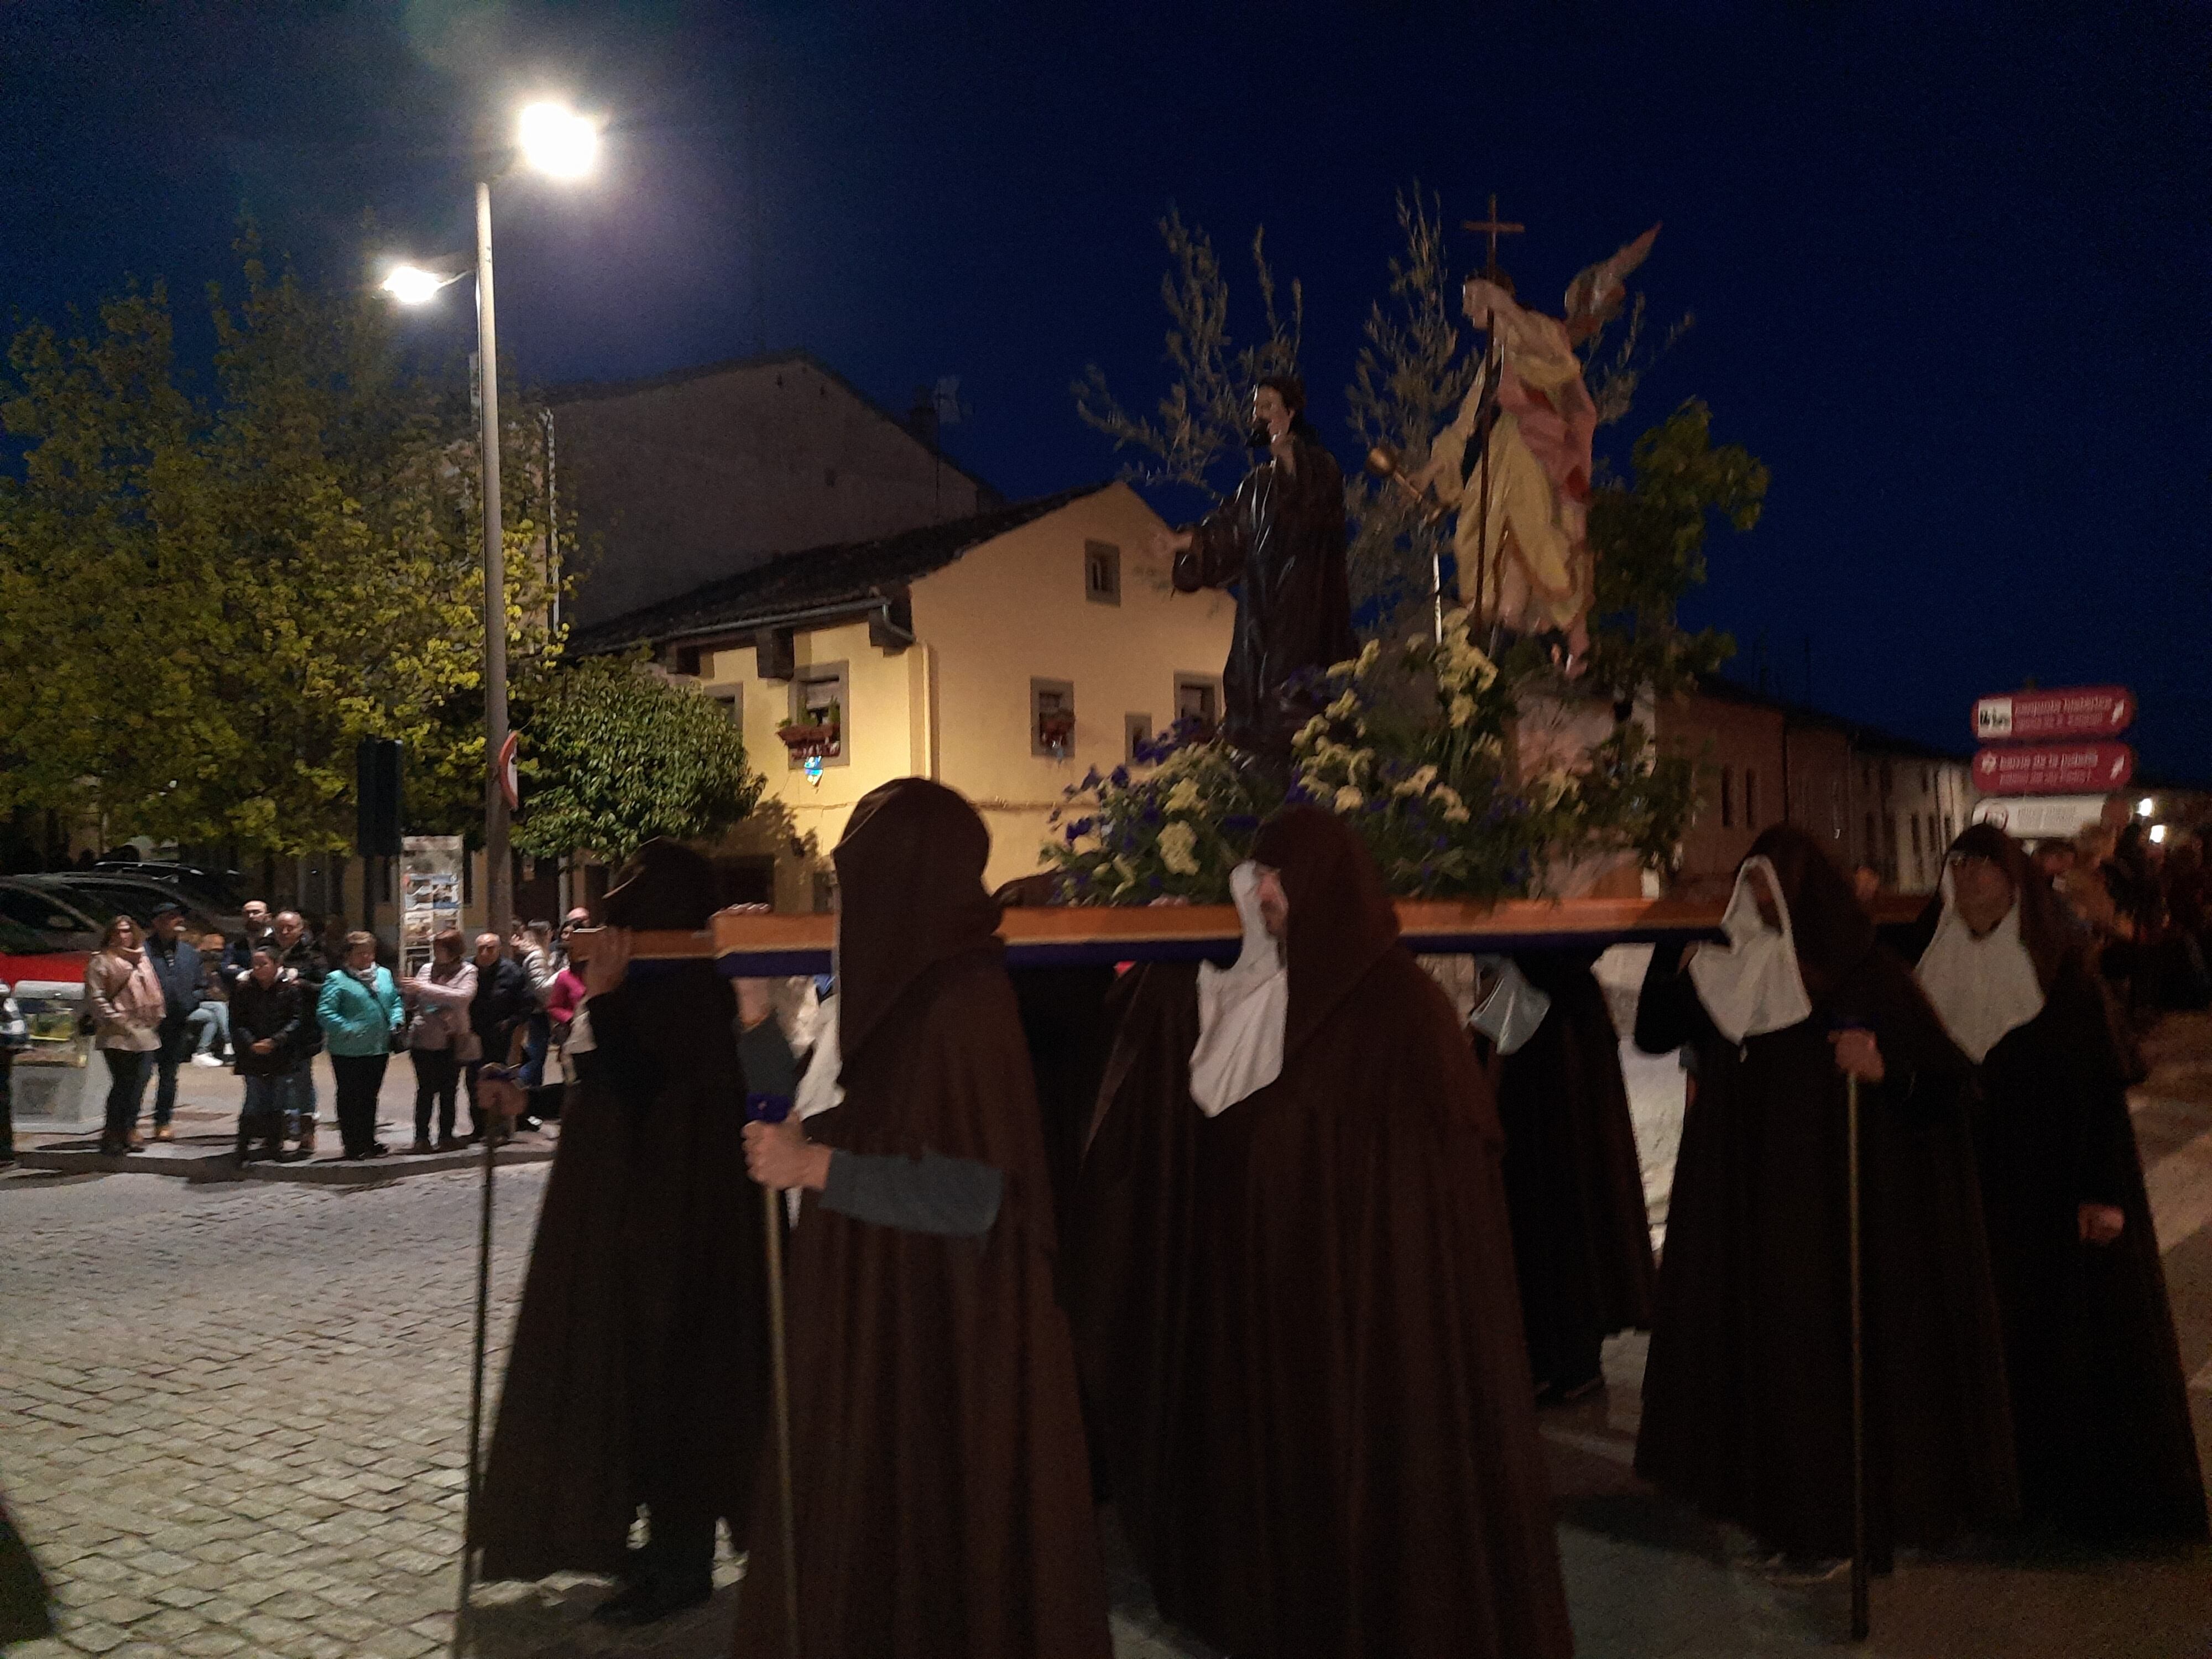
left=1174, top=429, right=1355, bottom=758
left=1634, top=933, right=2019, bottom=1563
left=1967, top=956, right=2208, bottom=1541
left=473, top=962, right=769, bottom=1580
left=1489, top=951, right=1656, bottom=1392
left=732, top=779, right=1112, bottom=1659
left=1095, top=810, right=1574, bottom=1659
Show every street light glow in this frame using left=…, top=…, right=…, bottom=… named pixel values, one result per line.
left=380, top=265, right=447, bottom=306
left=2138, top=796, right=2156, bottom=817
left=518, top=101, right=597, bottom=178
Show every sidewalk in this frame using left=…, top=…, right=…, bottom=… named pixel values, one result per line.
left=14, top=1051, right=556, bottom=1183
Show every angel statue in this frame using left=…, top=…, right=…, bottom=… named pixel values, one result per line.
left=1407, top=224, right=1658, bottom=671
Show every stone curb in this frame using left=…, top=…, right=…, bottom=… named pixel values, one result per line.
left=14, top=1138, right=554, bottom=1185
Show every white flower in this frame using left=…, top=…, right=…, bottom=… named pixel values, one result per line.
left=1164, top=778, right=1201, bottom=814
left=1333, top=785, right=1364, bottom=812
left=1325, top=690, right=1359, bottom=723
left=1070, top=833, right=1102, bottom=857
left=1449, top=693, right=1477, bottom=727
left=1356, top=638, right=1380, bottom=674
left=1157, top=820, right=1199, bottom=876
left=1294, top=714, right=1328, bottom=751
left=1535, top=769, right=1575, bottom=808
left=1113, top=856, right=1138, bottom=892
left=1394, top=763, right=1438, bottom=799
left=1325, top=656, right=1359, bottom=679
left=1433, top=784, right=1470, bottom=824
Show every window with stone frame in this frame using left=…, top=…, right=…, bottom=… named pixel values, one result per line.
left=1032, top=679, right=1076, bottom=759
left=1084, top=540, right=1121, bottom=606
left=1125, top=713, right=1154, bottom=763
left=786, top=662, right=848, bottom=767
left=1172, top=674, right=1220, bottom=735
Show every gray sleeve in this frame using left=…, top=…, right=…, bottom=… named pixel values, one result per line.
left=819, top=1148, right=1004, bottom=1238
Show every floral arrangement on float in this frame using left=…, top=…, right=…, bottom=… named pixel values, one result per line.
left=1042, top=610, right=1698, bottom=905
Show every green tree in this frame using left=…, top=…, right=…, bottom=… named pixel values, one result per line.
left=1072, top=208, right=1302, bottom=500
left=510, top=656, right=763, bottom=866
left=0, top=236, right=565, bottom=855
left=1579, top=399, right=1766, bottom=706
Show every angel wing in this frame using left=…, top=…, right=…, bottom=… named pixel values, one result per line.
left=1562, top=223, right=1660, bottom=342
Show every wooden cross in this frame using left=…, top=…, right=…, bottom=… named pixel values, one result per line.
left=1462, top=193, right=1525, bottom=283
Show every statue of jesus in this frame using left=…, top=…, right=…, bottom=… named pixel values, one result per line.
left=1153, top=375, right=1357, bottom=761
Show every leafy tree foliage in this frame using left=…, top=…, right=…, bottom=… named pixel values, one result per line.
left=1072, top=208, right=1301, bottom=503
left=0, top=237, right=563, bottom=855
left=510, top=656, right=762, bottom=866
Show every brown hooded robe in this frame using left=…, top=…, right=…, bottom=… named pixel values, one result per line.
left=1927, top=826, right=2206, bottom=1541
left=473, top=841, right=769, bottom=1583
left=1145, top=808, right=1573, bottom=1659
left=732, top=779, right=1112, bottom=1659
left=1063, top=960, right=1206, bottom=1555
left=1634, top=825, right=2018, bottom=1564
left=1489, top=950, right=1656, bottom=1393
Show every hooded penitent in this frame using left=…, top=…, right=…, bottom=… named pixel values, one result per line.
left=731, top=779, right=1112, bottom=1659
left=1687, top=855, right=1814, bottom=1041
left=1634, top=823, right=2018, bottom=1564
left=1482, top=948, right=1656, bottom=1397
left=473, top=838, right=769, bottom=1589
left=1187, top=859, right=1287, bottom=1114
left=1139, top=806, right=1574, bottom=1659
left=1917, top=824, right=2207, bottom=1540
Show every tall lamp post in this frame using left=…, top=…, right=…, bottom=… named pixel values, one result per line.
left=383, top=100, right=597, bottom=940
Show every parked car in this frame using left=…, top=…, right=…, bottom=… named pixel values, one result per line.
left=0, top=914, right=88, bottom=989
left=14, top=874, right=233, bottom=938
left=0, top=880, right=104, bottom=952
left=90, top=860, right=246, bottom=911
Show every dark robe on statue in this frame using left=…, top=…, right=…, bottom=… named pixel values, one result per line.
left=473, top=843, right=769, bottom=1595
left=1063, top=960, right=1204, bottom=1547
left=1142, top=809, right=1574, bottom=1659
left=1920, top=826, right=2207, bottom=1542
left=732, top=779, right=1112, bottom=1659
left=1488, top=950, right=1656, bottom=1395
left=0, top=1493, right=54, bottom=1645
left=1634, top=825, right=2018, bottom=1566
left=1173, top=425, right=1355, bottom=757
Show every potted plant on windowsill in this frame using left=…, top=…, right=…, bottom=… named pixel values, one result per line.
left=778, top=700, right=841, bottom=761
left=1037, top=711, right=1076, bottom=757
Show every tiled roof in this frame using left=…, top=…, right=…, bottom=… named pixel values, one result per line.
left=1691, top=675, right=1972, bottom=763
left=568, top=483, right=1110, bottom=654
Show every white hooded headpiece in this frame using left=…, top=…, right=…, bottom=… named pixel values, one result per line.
left=1688, top=855, right=1814, bottom=1043
left=1914, top=865, right=2045, bottom=1063
left=1188, top=860, right=1288, bottom=1116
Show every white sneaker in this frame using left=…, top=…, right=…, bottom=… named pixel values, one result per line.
left=191, top=1053, right=226, bottom=1068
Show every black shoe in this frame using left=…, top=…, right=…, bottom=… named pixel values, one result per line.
left=365, top=1142, right=390, bottom=1159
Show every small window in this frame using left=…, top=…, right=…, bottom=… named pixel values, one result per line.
left=1031, top=678, right=1076, bottom=759
left=711, top=687, right=742, bottom=728
left=1173, top=674, right=1221, bottom=735
left=1125, top=713, right=1154, bottom=763
left=786, top=661, right=848, bottom=768
left=1084, top=540, right=1121, bottom=606
left=1744, top=768, right=1758, bottom=830
left=1720, top=766, right=1734, bottom=829
left=673, top=644, right=702, bottom=676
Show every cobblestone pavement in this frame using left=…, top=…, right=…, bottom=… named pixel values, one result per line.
left=4, top=1014, right=2211, bottom=1658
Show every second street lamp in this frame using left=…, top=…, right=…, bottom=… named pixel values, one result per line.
left=382, top=99, right=597, bottom=941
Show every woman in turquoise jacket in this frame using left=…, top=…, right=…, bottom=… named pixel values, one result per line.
left=317, top=931, right=405, bottom=1160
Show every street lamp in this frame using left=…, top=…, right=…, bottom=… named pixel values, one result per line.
left=383, top=99, right=597, bottom=940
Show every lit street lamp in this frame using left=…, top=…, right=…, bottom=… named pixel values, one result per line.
left=383, top=100, right=597, bottom=940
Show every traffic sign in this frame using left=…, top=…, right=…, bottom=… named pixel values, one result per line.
left=1971, top=686, right=2135, bottom=743
left=1971, top=742, right=2134, bottom=796
left=495, top=731, right=520, bottom=812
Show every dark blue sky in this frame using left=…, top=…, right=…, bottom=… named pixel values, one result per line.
left=6, top=2, right=2206, bottom=775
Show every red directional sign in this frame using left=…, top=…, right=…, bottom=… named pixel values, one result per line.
left=1972, top=742, right=2135, bottom=796
left=1971, top=686, right=2135, bottom=743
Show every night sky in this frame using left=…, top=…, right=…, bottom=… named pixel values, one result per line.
left=5, top=2, right=2205, bottom=776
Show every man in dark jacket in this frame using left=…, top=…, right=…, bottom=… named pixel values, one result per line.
left=143, top=903, right=202, bottom=1142
left=467, top=932, right=533, bottom=1141
left=272, top=910, right=328, bottom=1150
left=219, top=900, right=276, bottom=992
left=229, top=946, right=304, bottom=1163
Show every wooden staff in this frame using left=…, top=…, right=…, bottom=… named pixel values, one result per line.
left=455, top=1034, right=525, bottom=1657
left=744, top=1096, right=803, bottom=1659
left=1846, top=1068, right=1870, bottom=1642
